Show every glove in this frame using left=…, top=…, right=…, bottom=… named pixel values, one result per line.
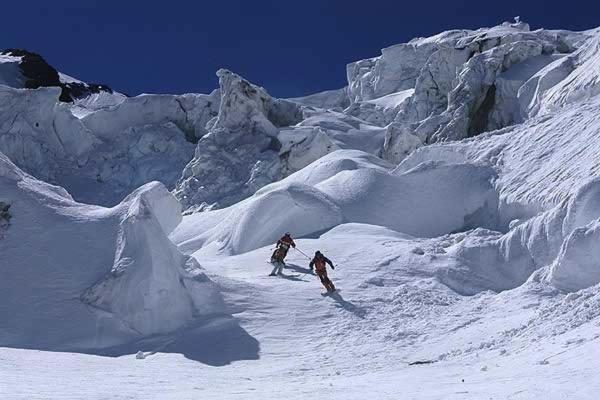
left=331, top=266, right=335, bottom=270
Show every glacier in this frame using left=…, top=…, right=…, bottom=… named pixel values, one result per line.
left=2, top=19, right=600, bottom=399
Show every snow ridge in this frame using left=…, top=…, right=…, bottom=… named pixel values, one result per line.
left=2, top=19, right=600, bottom=399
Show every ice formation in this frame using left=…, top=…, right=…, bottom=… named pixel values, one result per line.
left=0, top=153, right=225, bottom=350
left=2, top=20, right=600, bottom=398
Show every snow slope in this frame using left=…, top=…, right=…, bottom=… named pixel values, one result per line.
left=3, top=19, right=600, bottom=400
left=6, top=223, right=600, bottom=399
left=171, top=149, right=498, bottom=256
left=0, top=152, right=241, bottom=353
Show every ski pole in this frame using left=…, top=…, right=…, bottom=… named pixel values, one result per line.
left=294, top=247, right=312, bottom=260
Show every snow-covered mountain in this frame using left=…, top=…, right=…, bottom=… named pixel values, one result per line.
left=2, top=19, right=600, bottom=399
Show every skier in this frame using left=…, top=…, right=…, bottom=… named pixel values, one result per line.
left=269, top=232, right=296, bottom=276
left=309, top=250, right=336, bottom=292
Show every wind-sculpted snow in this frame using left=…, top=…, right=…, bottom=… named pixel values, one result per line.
left=399, top=95, right=600, bottom=220
left=443, top=178, right=600, bottom=293
left=4, top=20, right=600, bottom=399
left=0, top=154, right=229, bottom=351
left=80, top=183, right=220, bottom=336
left=318, top=160, right=499, bottom=237
left=172, top=150, right=499, bottom=255
left=395, top=97, right=600, bottom=292
left=544, top=179, right=600, bottom=291
left=549, top=220, right=600, bottom=292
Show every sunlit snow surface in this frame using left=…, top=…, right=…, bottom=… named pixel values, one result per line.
left=2, top=21, right=600, bottom=399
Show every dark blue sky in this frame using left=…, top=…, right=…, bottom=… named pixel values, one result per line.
left=3, top=0, right=597, bottom=97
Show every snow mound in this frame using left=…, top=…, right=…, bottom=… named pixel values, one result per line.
left=545, top=179, right=600, bottom=291
left=174, top=183, right=343, bottom=256
left=229, top=184, right=343, bottom=254
left=549, top=220, right=600, bottom=292
left=0, top=154, right=225, bottom=350
left=318, top=161, right=499, bottom=237
left=173, top=150, right=499, bottom=255
left=173, top=150, right=381, bottom=255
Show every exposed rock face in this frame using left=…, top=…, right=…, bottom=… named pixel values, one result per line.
left=0, top=48, right=225, bottom=206
left=1, top=49, right=115, bottom=102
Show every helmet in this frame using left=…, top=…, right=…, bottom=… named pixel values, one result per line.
left=315, top=250, right=322, bottom=256
left=285, top=232, right=290, bottom=236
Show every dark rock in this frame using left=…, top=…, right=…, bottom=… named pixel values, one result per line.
left=1, top=48, right=115, bottom=102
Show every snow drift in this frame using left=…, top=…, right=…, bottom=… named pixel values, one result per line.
left=172, top=150, right=499, bottom=255
left=0, top=152, right=225, bottom=350
left=3, top=19, right=600, bottom=399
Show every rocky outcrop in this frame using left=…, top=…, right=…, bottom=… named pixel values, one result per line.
left=1, top=49, right=115, bottom=102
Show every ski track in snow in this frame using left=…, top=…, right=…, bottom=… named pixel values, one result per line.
left=2, top=20, right=600, bottom=399
left=4, top=232, right=600, bottom=399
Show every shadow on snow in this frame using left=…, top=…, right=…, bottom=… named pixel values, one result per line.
left=5, top=315, right=260, bottom=367
left=327, top=292, right=367, bottom=319
left=284, top=263, right=313, bottom=274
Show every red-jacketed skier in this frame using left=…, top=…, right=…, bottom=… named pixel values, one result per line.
left=309, top=251, right=336, bottom=292
left=270, top=232, right=296, bottom=275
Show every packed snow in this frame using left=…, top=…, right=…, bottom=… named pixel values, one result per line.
left=2, top=19, right=600, bottom=399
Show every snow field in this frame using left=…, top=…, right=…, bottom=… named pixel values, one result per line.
left=0, top=155, right=227, bottom=350
left=2, top=19, right=600, bottom=400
